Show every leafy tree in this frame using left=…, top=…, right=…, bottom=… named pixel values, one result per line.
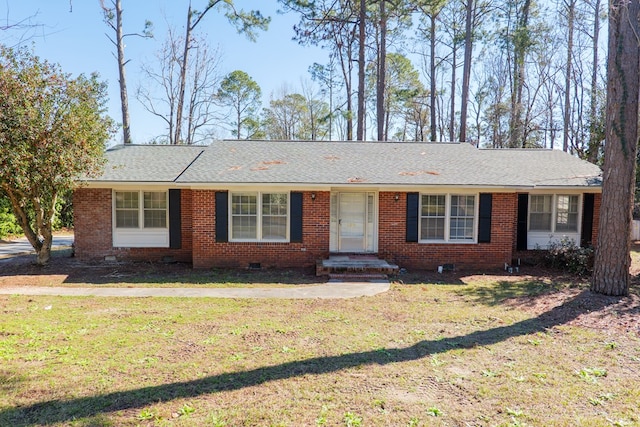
left=0, top=46, right=114, bottom=265
left=263, top=92, right=309, bottom=140
left=310, top=59, right=346, bottom=140
left=591, top=0, right=639, bottom=296
left=217, top=70, right=262, bottom=139
left=367, top=52, right=425, bottom=141
left=281, top=0, right=358, bottom=140
left=262, top=86, right=330, bottom=141
left=0, top=195, right=22, bottom=238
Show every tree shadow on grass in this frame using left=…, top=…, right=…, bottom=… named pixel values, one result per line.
left=454, top=278, right=580, bottom=306
left=0, top=290, right=624, bottom=426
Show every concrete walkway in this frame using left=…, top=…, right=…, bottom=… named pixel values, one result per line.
left=0, top=281, right=390, bottom=299
left=0, top=232, right=390, bottom=299
left=0, top=234, right=74, bottom=259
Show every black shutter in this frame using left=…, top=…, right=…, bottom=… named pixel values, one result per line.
left=581, top=193, right=595, bottom=246
left=516, top=193, right=528, bottom=251
left=290, top=192, right=303, bottom=243
left=215, top=191, right=228, bottom=243
left=406, top=192, right=419, bottom=242
left=169, top=189, right=182, bottom=249
left=478, top=193, right=492, bottom=243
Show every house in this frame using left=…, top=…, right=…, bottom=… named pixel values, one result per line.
left=73, top=140, right=602, bottom=271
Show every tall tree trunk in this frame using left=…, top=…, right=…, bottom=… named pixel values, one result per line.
left=459, top=0, right=474, bottom=143
left=174, top=3, right=193, bottom=145
left=114, top=0, right=132, bottom=144
left=376, top=0, right=387, bottom=141
left=591, top=0, right=640, bottom=296
left=548, top=90, right=555, bottom=149
left=236, top=99, right=242, bottom=139
left=429, top=14, right=437, bottom=141
left=562, top=0, right=575, bottom=153
left=449, top=41, right=457, bottom=142
left=587, top=0, right=602, bottom=163
left=508, top=0, right=532, bottom=148
left=357, top=0, right=366, bottom=141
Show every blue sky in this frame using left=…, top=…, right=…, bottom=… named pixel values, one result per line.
left=1, top=1, right=327, bottom=143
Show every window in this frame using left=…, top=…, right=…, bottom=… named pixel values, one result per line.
left=529, top=194, right=579, bottom=233
left=420, top=194, right=476, bottom=242
left=231, top=192, right=288, bottom=241
left=555, top=195, right=579, bottom=232
left=420, top=195, right=445, bottom=240
left=114, top=191, right=167, bottom=229
left=144, top=192, right=168, bottom=228
left=115, top=191, right=139, bottom=228
left=450, top=195, right=475, bottom=240
left=529, top=195, right=552, bottom=231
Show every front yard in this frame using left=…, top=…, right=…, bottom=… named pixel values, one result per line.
left=0, top=252, right=639, bottom=426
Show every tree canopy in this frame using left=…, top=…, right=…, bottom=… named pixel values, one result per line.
left=0, top=45, right=115, bottom=264
left=217, top=70, right=262, bottom=139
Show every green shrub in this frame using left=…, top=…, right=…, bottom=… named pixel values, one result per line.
left=0, top=196, right=22, bottom=238
left=53, top=190, right=74, bottom=230
left=542, top=237, right=594, bottom=276
left=0, top=191, right=73, bottom=239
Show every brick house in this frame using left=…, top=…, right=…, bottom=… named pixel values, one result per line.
left=73, top=141, right=602, bottom=271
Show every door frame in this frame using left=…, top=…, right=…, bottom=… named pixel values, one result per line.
left=330, top=191, right=378, bottom=253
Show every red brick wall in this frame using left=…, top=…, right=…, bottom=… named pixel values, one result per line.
left=192, top=190, right=330, bottom=269
left=73, top=188, right=113, bottom=259
left=73, top=188, right=193, bottom=262
left=74, top=187, right=601, bottom=270
left=378, top=192, right=516, bottom=270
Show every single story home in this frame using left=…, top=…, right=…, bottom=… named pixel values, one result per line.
left=73, top=140, right=602, bottom=271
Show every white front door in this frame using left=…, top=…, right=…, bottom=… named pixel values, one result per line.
left=330, top=192, right=377, bottom=253
left=339, top=192, right=367, bottom=252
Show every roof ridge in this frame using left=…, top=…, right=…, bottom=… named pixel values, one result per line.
left=173, top=149, right=206, bottom=182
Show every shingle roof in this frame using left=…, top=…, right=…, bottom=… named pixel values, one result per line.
left=97, top=144, right=204, bottom=182
left=89, top=141, right=602, bottom=189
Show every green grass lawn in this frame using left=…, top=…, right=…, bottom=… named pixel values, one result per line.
left=0, top=272, right=638, bottom=426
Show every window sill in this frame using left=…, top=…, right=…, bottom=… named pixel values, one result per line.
left=418, top=240, right=477, bottom=245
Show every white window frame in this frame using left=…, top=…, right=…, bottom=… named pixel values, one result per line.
left=528, top=194, right=580, bottom=234
left=419, top=193, right=478, bottom=244
left=527, top=193, right=582, bottom=250
left=229, top=191, right=290, bottom=242
left=112, top=190, right=169, bottom=248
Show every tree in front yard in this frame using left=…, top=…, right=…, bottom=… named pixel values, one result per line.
left=0, top=45, right=115, bottom=265
left=591, top=1, right=640, bottom=296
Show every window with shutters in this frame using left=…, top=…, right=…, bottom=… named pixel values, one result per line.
left=529, top=194, right=579, bottom=233
left=420, top=194, right=477, bottom=243
left=230, top=192, right=289, bottom=241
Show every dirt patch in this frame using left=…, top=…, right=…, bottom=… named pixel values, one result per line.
left=0, top=253, right=323, bottom=287
left=397, top=263, right=640, bottom=337
left=504, top=285, right=640, bottom=336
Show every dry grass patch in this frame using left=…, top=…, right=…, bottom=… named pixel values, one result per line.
left=0, top=251, right=639, bottom=426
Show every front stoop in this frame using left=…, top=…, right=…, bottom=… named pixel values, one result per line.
left=316, top=255, right=399, bottom=280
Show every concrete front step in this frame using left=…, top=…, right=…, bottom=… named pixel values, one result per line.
left=316, top=255, right=399, bottom=277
